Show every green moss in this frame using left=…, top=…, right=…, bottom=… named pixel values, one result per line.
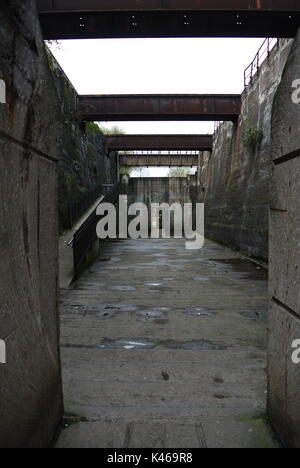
left=243, top=128, right=263, bottom=148
left=46, top=48, right=56, bottom=73
left=120, top=166, right=133, bottom=176
left=238, top=413, right=280, bottom=448
left=86, top=122, right=101, bottom=137
left=62, top=79, right=73, bottom=114
left=62, top=412, right=88, bottom=430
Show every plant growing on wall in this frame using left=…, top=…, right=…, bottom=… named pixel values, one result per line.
left=242, top=128, right=263, bottom=148
left=120, top=166, right=134, bottom=176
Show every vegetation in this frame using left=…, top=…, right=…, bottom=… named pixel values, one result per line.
left=45, top=40, right=61, bottom=49
left=119, top=166, right=149, bottom=177
left=98, top=125, right=125, bottom=135
left=168, top=167, right=192, bottom=177
left=243, top=128, right=263, bottom=148
left=119, top=166, right=134, bottom=176
left=86, top=122, right=101, bottom=137
left=45, top=41, right=62, bottom=75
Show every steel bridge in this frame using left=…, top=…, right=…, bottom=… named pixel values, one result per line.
left=106, top=134, right=213, bottom=151
left=37, top=1, right=300, bottom=39
left=78, top=94, right=241, bottom=122
left=119, top=152, right=201, bottom=167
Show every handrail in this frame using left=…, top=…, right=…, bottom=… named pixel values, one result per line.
left=66, top=184, right=102, bottom=229
left=244, top=38, right=278, bottom=88
left=72, top=183, right=121, bottom=278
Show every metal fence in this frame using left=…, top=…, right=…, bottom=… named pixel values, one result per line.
left=67, top=184, right=102, bottom=229
left=244, top=38, right=278, bottom=88
left=72, top=183, right=120, bottom=278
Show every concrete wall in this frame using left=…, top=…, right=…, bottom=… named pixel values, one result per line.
left=0, top=0, right=62, bottom=447
left=128, top=177, right=196, bottom=205
left=46, top=53, right=118, bottom=231
left=268, top=29, right=300, bottom=448
left=202, top=39, right=293, bottom=261
left=127, top=176, right=197, bottom=233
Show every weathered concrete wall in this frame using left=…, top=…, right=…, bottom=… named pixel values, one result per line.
left=202, top=39, right=293, bottom=261
left=0, top=0, right=62, bottom=447
left=129, top=177, right=196, bottom=205
left=127, top=177, right=197, bottom=234
left=46, top=54, right=118, bottom=231
left=268, top=29, right=300, bottom=448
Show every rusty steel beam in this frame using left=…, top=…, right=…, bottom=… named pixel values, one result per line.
left=107, top=135, right=213, bottom=151
left=37, top=1, right=300, bottom=13
left=37, top=2, right=300, bottom=39
left=119, top=153, right=199, bottom=167
left=78, top=95, right=241, bottom=121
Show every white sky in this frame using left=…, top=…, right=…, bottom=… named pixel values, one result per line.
left=49, top=38, right=264, bottom=176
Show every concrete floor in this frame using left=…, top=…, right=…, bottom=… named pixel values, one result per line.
left=57, top=238, right=279, bottom=448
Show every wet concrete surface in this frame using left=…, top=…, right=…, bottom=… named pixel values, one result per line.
left=57, top=238, right=279, bottom=448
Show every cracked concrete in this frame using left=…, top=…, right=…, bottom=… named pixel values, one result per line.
left=57, top=238, right=279, bottom=448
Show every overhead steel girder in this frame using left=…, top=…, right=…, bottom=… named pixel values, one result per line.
left=37, top=1, right=300, bottom=13
left=37, top=1, right=300, bottom=39
left=119, top=153, right=200, bottom=167
left=106, top=135, right=213, bottom=151
left=79, top=95, right=241, bottom=121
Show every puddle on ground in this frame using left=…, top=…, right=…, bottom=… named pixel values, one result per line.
left=135, top=310, right=163, bottom=318
left=134, top=308, right=169, bottom=324
left=63, top=338, right=227, bottom=351
left=144, top=282, right=162, bottom=287
left=97, top=310, right=115, bottom=319
left=183, top=307, right=213, bottom=317
left=110, top=286, right=136, bottom=291
left=97, top=338, right=156, bottom=350
left=70, top=304, right=138, bottom=318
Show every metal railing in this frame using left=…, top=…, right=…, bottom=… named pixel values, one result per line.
left=72, top=183, right=120, bottom=278
left=67, top=184, right=102, bottom=229
left=244, top=38, right=278, bottom=88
